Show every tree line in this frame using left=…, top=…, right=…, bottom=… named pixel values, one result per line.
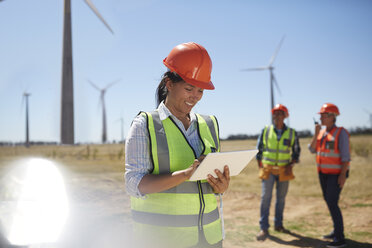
left=223, top=127, right=372, bottom=141
left=0, top=127, right=371, bottom=145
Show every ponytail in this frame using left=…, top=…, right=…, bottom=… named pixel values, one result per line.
left=156, top=71, right=183, bottom=107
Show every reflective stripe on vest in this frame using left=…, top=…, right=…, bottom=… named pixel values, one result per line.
left=130, top=111, right=222, bottom=247
left=132, top=207, right=219, bottom=227
left=316, top=126, right=350, bottom=174
left=262, top=125, right=294, bottom=166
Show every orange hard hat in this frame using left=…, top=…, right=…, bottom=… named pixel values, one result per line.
left=318, top=103, right=340, bottom=116
left=163, top=42, right=214, bottom=90
left=271, top=104, right=289, bottom=118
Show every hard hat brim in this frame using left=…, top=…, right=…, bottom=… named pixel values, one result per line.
left=318, top=111, right=339, bottom=116
left=163, top=60, right=215, bottom=90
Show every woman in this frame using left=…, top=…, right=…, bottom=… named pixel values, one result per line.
left=125, top=42, right=230, bottom=248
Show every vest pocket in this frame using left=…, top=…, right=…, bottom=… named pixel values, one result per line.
left=325, top=141, right=335, bottom=149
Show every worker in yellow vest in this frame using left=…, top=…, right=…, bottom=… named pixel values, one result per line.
left=309, top=103, right=350, bottom=248
left=256, top=104, right=301, bottom=241
left=125, top=42, right=230, bottom=248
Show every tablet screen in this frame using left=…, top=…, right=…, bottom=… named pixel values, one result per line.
left=189, top=149, right=258, bottom=181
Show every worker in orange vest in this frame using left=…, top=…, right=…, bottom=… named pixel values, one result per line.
left=309, top=103, right=350, bottom=248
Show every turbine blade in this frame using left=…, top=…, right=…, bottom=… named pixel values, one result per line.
left=241, top=66, right=269, bottom=72
left=272, top=73, right=282, bottom=96
left=268, top=34, right=286, bottom=66
left=84, top=0, right=114, bottom=34
left=87, top=79, right=101, bottom=91
left=104, top=78, right=121, bottom=90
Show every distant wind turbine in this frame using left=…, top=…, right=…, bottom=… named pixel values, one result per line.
left=88, top=79, right=121, bottom=143
left=22, top=92, right=31, bottom=147
left=61, top=0, right=114, bottom=145
left=116, top=114, right=125, bottom=143
left=241, top=35, right=285, bottom=123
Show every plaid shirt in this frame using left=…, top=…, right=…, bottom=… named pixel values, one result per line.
left=124, top=102, right=203, bottom=198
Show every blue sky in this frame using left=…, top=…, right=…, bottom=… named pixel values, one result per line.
left=0, top=0, right=371, bottom=143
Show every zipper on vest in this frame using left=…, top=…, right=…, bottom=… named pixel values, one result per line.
left=276, top=138, right=280, bottom=165
left=195, top=115, right=211, bottom=243
left=197, top=180, right=206, bottom=232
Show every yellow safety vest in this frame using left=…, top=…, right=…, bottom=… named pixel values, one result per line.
left=130, top=111, right=222, bottom=247
left=262, top=125, right=295, bottom=166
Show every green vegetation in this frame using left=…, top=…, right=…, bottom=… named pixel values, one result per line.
left=351, top=203, right=372, bottom=208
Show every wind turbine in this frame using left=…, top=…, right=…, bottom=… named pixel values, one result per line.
left=241, top=35, right=285, bottom=123
left=88, top=79, right=120, bottom=143
left=22, top=92, right=31, bottom=147
left=117, top=114, right=125, bottom=143
left=61, top=0, right=114, bottom=145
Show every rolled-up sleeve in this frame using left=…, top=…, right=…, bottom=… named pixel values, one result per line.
left=256, top=129, right=264, bottom=161
left=124, top=114, right=152, bottom=198
left=338, top=129, right=351, bottom=163
left=291, top=131, right=301, bottom=162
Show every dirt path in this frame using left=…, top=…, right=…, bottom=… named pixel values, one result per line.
left=1, top=158, right=372, bottom=247
left=64, top=163, right=371, bottom=248
left=222, top=191, right=372, bottom=248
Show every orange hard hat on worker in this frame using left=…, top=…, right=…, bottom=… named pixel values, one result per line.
left=163, top=42, right=214, bottom=90
left=271, top=104, right=289, bottom=118
left=318, top=103, right=340, bottom=116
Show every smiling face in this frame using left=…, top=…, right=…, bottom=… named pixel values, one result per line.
left=164, top=80, right=204, bottom=117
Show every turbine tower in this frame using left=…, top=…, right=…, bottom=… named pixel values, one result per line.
left=88, top=79, right=120, bottom=143
left=61, top=0, right=113, bottom=145
left=22, top=92, right=31, bottom=147
left=117, top=114, right=124, bottom=143
left=242, top=35, right=285, bottom=123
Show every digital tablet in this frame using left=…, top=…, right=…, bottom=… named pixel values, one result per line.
left=189, top=149, right=258, bottom=181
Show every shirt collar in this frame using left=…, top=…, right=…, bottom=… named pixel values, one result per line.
left=157, top=101, right=197, bottom=123
left=325, top=124, right=337, bottom=133
left=273, top=124, right=287, bottom=132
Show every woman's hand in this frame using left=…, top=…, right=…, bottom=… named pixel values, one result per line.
left=207, top=165, right=230, bottom=194
left=176, top=159, right=201, bottom=180
left=176, top=155, right=204, bottom=180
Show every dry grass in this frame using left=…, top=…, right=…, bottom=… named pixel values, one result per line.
left=220, top=136, right=372, bottom=247
left=0, top=135, right=371, bottom=247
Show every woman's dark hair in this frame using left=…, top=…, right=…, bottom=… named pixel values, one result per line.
left=156, top=71, right=184, bottom=107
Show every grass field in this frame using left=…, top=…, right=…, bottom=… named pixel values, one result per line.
left=0, top=136, right=371, bottom=247
left=220, top=137, right=372, bottom=248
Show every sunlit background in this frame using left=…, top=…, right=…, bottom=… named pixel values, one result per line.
left=0, top=0, right=371, bottom=144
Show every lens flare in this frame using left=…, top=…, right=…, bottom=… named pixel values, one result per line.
left=1, top=158, right=69, bottom=246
